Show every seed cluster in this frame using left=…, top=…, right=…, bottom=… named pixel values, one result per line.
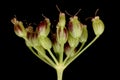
left=11, top=11, right=104, bottom=66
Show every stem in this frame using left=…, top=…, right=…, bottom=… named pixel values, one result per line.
left=56, top=69, right=64, bottom=80
left=55, top=64, right=64, bottom=80
left=63, top=55, right=69, bottom=65
left=76, top=42, right=85, bottom=54
left=28, top=46, right=56, bottom=68
left=64, top=35, right=100, bottom=68
left=47, top=49, right=59, bottom=65
left=59, top=44, right=64, bottom=63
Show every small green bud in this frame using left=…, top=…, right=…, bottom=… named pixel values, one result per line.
left=68, top=33, right=79, bottom=48
left=26, top=26, right=39, bottom=47
left=79, top=25, right=88, bottom=43
left=39, top=37, right=52, bottom=50
left=25, top=40, right=46, bottom=55
left=92, top=16, right=105, bottom=36
left=64, top=43, right=75, bottom=57
left=53, top=40, right=61, bottom=55
left=57, top=27, right=68, bottom=44
left=11, top=18, right=26, bottom=37
left=51, top=34, right=61, bottom=56
left=25, top=32, right=46, bottom=55
left=57, top=13, right=66, bottom=28
left=68, top=16, right=83, bottom=38
left=36, top=18, right=51, bottom=37
left=35, top=45, right=46, bottom=55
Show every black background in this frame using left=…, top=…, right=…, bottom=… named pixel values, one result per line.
left=0, top=0, right=118, bottom=80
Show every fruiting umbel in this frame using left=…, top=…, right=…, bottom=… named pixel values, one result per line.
left=11, top=11, right=105, bottom=60
left=11, top=8, right=105, bottom=80
left=11, top=12, right=105, bottom=58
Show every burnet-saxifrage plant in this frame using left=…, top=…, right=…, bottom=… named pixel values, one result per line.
left=11, top=7, right=104, bottom=80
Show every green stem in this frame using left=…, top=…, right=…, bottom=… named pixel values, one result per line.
left=59, top=44, right=64, bottom=63
left=47, top=49, right=59, bottom=65
left=28, top=46, right=56, bottom=68
left=64, top=35, right=100, bottom=68
left=55, top=64, right=64, bottom=80
left=63, top=55, right=69, bottom=65
left=56, top=69, right=64, bottom=80
left=76, top=42, right=85, bottom=54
